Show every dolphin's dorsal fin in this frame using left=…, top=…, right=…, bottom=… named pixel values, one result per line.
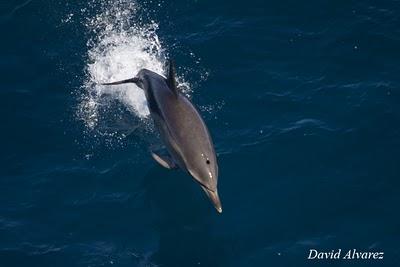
left=166, top=59, right=178, bottom=97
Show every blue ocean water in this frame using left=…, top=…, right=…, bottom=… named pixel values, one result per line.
left=1, top=0, right=400, bottom=266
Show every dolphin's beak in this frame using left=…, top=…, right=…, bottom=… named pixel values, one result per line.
left=100, top=77, right=139, bottom=86
left=201, top=186, right=222, bottom=213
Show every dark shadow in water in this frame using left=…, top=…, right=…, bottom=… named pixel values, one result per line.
left=142, top=166, right=227, bottom=267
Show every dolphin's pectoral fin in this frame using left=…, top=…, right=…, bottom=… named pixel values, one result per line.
left=151, top=151, right=177, bottom=170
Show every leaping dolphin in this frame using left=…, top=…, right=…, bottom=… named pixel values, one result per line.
left=102, top=60, right=222, bottom=213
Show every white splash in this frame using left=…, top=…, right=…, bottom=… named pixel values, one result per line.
left=78, top=0, right=167, bottom=132
left=86, top=23, right=164, bottom=119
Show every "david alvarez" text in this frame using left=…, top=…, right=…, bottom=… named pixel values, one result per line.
left=308, top=249, right=384, bottom=260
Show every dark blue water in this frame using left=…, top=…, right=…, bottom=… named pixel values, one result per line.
left=1, top=0, right=400, bottom=266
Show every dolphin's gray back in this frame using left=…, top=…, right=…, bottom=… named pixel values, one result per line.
left=146, top=74, right=218, bottom=191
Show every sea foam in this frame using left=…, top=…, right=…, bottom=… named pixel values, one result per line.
left=79, top=0, right=164, bottom=131
left=72, top=0, right=195, bottom=147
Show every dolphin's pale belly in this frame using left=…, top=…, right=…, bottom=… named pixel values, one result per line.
left=152, top=112, right=187, bottom=170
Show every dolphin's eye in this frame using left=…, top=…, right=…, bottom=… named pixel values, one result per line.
left=206, top=159, right=210, bottom=164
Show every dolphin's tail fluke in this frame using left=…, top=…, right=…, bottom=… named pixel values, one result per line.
left=202, top=186, right=223, bottom=213
left=100, top=77, right=139, bottom=86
